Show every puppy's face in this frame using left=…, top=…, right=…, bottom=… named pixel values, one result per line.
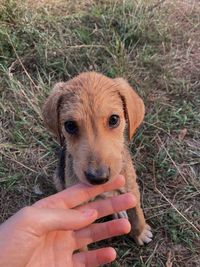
left=43, top=72, right=145, bottom=185
left=60, top=79, right=125, bottom=185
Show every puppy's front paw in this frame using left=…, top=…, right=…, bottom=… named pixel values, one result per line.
left=136, top=224, right=153, bottom=246
left=113, top=210, right=128, bottom=219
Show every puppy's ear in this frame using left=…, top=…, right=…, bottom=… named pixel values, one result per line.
left=42, top=82, right=65, bottom=144
left=115, top=78, right=145, bottom=141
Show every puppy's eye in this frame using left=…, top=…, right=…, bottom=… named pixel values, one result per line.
left=64, top=121, right=78, bottom=135
left=108, top=115, right=120, bottom=128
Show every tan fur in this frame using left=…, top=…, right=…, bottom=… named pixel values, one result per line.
left=43, top=72, right=152, bottom=245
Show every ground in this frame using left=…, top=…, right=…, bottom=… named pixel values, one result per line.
left=0, top=0, right=199, bottom=266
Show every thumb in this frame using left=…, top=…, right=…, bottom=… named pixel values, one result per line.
left=16, top=207, right=98, bottom=235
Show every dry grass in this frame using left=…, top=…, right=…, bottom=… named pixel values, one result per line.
left=0, top=0, right=200, bottom=266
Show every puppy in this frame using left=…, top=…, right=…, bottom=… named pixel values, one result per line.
left=43, top=72, right=152, bottom=245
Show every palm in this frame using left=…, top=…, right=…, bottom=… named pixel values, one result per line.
left=26, top=230, right=75, bottom=267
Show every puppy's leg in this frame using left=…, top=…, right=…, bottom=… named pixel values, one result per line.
left=53, top=170, right=65, bottom=191
left=113, top=210, right=128, bottom=219
left=127, top=184, right=152, bottom=245
left=53, top=146, right=66, bottom=191
left=123, top=152, right=153, bottom=245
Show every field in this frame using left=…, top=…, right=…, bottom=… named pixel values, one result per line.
left=0, top=0, right=199, bottom=266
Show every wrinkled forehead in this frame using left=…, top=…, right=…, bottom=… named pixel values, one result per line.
left=59, top=78, right=124, bottom=121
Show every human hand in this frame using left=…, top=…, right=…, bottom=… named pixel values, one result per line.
left=0, top=176, right=136, bottom=267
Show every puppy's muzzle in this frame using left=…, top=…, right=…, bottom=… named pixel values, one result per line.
left=84, top=166, right=110, bottom=185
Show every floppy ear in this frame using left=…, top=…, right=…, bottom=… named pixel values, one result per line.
left=42, top=82, right=66, bottom=144
left=115, top=78, right=145, bottom=141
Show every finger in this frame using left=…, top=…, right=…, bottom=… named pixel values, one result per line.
left=73, top=247, right=116, bottom=267
left=74, top=218, right=131, bottom=249
left=77, top=192, right=136, bottom=219
left=34, top=175, right=125, bottom=209
left=15, top=207, right=98, bottom=235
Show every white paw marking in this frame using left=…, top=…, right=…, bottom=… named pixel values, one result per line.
left=137, top=224, right=153, bottom=246
left=113, top=210, right=128, bottom=219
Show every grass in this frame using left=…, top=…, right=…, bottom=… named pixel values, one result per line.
left=0, top=0, right=200, bottom=266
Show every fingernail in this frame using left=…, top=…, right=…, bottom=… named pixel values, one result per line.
left=82, top=209, right=97, bottom=217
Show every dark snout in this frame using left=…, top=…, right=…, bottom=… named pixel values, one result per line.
left=84, top=166, right=110, bottom=185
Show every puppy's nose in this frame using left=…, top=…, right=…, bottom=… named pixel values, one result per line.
left=84, top=166, right=110, bottom=185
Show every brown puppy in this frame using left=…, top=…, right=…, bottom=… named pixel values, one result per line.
left=43, top=72, right=152, bottom=245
